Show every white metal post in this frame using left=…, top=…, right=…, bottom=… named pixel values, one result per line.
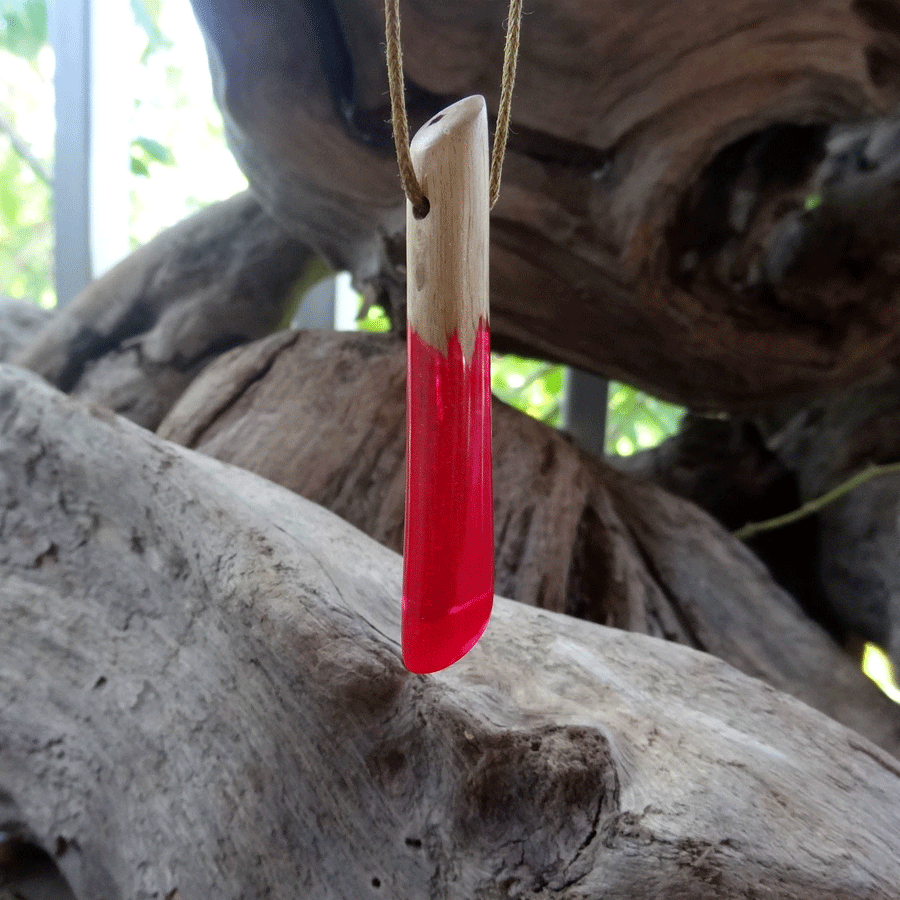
left=50, top=0, right=130, bottom=306
left=562, top=368, right=608, bottom=458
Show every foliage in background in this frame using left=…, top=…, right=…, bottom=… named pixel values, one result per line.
left=1, top=0, right=46, bottom=58
left=356, top=300, right=392, bottom=334
left=0, top=0, right=53, bottom=305
left=607, top=382, right=684, bottom=456
left=126, top=0, right=246, bottom=247
left=495, top=359, right=684, bottom=456
left=0, top=0, right=245, bottom=306
left=862, top=643, right=900, bottom=703
left=492, top=356, right=563, bottom=427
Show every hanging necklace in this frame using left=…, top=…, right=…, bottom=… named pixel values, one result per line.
left=384, top=0, right=524, bottom=673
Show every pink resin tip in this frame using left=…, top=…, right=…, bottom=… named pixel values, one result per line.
left=402, top=320, right=494, bottom=674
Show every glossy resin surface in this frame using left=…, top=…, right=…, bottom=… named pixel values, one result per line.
left=402, top=320, right=494, bottom=673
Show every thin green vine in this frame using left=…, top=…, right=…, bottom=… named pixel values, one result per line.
left=734, top=460, right=900, bottom=540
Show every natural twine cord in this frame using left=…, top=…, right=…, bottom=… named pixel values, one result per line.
left=385, top=0, right=523, bottom=217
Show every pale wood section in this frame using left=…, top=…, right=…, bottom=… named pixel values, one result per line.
left=3, top=365, right=900, bottom=898
left=406, top=95, right=489, bottom=359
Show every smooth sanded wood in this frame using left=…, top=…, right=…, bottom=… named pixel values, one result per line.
left=406, top=96, right=489, bottom=360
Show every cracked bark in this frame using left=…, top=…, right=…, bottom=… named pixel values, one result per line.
left=3, top=364, right=900, bottom=898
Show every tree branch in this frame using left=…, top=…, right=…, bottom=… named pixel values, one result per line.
left=0, top=111, right=52, bottom=186
left=158, top=329, right=900, bottom=754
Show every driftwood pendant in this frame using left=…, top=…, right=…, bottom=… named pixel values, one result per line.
left=402, top=96, right=494, bottom=673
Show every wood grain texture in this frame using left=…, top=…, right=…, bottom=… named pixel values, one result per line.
left=3, top=363, right=900, bottom=898
left=158, top=330, right=900, bottom=756
left=613, top=416, right=829, bottom=638
left=190, top=0, right=900, bottom=408
left=11, top=192, right=320, bottom=429
left=407, top=96, right=489, bottom=359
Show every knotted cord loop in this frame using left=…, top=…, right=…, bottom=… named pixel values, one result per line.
left=384, top=0, right=524, bottom=215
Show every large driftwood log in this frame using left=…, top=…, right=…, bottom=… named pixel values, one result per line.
left=193, top=0, right=900, bottom=408
left=158, top=330, right=900, bottom=754
left=11, top=192, right=323, bottom=430
left=2, top=363, right=900, bottom=899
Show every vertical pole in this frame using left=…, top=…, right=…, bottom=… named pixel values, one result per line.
left=51, top=0, right=130, bottom=306
left=563, top=368, right=609, bottom=458
left=50, top=0, right=90, bottom=306
left=293, top=277, right=337, bottom=329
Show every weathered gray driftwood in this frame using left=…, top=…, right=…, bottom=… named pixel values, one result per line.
left=3, top=363, right=900, bottom=898
left=0, top=297, right=50, bottom=364
left=158, top=330, right=900, bottom=756
left=11, top=192, right=323, bottom=430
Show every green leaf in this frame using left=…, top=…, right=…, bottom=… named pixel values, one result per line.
left=132, top=136, right=175, bottom=166
left=0, top=0, right=33, bottom=14
left=605, top=381, right=684, bottom=456
left=543, top=366, right=563, bottom=395
left=0, top=152, right=22, bottom=223
left=130, top=156, right=150, bottom=177
left=129, top=0, right=170, bottom=59
left=0, top=181, right=19, bottom=223
left=1, top=0, right=47, bottom=61
left=357, top=302, right=390, bottom=333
